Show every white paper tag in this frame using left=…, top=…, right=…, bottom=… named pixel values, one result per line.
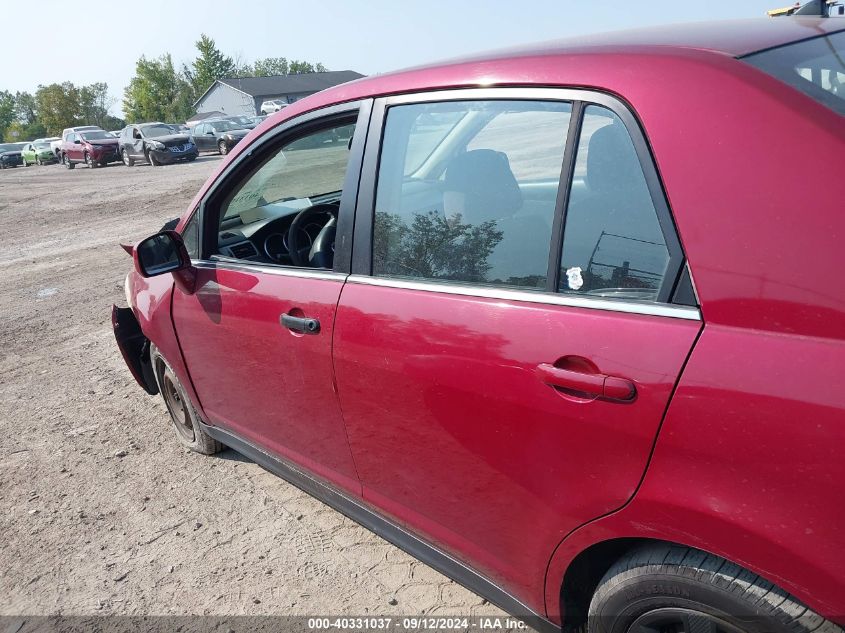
left=565, top=266, right=583, bottom=291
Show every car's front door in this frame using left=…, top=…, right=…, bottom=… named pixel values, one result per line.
left=170, top=102, right=369, bottom=496
left=21, top=144, right=33, bottom=164
left=130, top=127, right=146, bottom=158
left=333, top=90, right=702, bottom=606
left=191, top=124, right=206, bottom=151
left=66, top=133, right=81, bottom=160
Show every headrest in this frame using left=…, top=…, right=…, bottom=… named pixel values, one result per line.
left=586, top=124, right=643, bottom=195
left=444, top=149, right=522, bottom=220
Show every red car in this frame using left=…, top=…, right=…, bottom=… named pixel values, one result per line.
left=113, top=17, right=845, bottom=633
left=61, top=129, right=120, bottom=169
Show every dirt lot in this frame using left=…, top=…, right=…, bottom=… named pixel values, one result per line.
left=0, top=159, right=508, bottom=623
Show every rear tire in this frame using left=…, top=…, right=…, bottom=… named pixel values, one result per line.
left=150, top=345, right=223, bottom=455
left=588, top=544, right=842, bottom=633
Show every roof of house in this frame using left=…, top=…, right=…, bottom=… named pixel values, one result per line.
left=186, top=110, right=226, bottom=124
left=195, top=70, right=365, bottom=106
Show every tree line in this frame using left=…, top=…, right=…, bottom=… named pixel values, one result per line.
left=0, top=34, right=327, bottom=141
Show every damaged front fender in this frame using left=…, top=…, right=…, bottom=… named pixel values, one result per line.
left=111, top=304, right=158, bottom=395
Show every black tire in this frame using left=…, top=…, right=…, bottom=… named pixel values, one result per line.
left=122, top=149, right=134, bottom=167
left=36, top=157, right=43, bottom=166
left=84, top=152, right=96, bottom=168
left=588, top=544, right=842, bottom=633
left=150, top=345, right=223, bottom=455
left=147, top=150, right=160, bottom=167
left=218, top=140, right=228, bottom=155
left=63, top=153, right=74, bottom=169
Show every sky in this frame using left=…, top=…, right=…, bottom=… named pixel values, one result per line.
left=0, top=0, right=789, bottom=117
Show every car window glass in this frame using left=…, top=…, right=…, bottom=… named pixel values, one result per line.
left=216, top=121, right=356, bottom=265
left=558, top=105, right=669, bottom=302
left=182, top=213, right=200, bottom=259
left=372, top=100, right=571, bottom=290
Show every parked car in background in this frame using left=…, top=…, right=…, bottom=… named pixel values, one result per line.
left=260, top=99, right=287, bottom=114
left=61, top=129, right=120, bottom=169
left=119, top=122, right=197, bottom=167
left=54, top=125, right=103, bottom=157
left=225, top=115, right=259, bottom=129
left=0, top=142, right=25, bottom=169
left=108, top=130, right=122, bottom=138
left=114, top=17, right=845, bottom=633
left=167, top=123, right=190, bottom=135
left=250, top=115, right=267, bottom=127
left=191, top=119, right=250, bottom=155
left=21, top=139, right=58, bottom=165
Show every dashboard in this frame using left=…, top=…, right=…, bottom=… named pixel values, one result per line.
left=217, top=199, right=337, bottom=266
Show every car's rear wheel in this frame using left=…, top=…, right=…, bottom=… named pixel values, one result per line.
left=588, top=544, right=841, bottom=633
left=122, top=149, right=134, bottom=167
left=218, top=140, right=228, bottom=155
left=150, top=345, right=223, bottom=455
left=63, top=153, right=74, bottom=169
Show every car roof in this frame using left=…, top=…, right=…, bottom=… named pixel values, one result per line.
left=469, top=17, right=845, bottom=59
left=268, top=17, right=845, bottom=120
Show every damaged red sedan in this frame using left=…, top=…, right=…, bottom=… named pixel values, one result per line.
left=113, top=17, right=845, bottom=633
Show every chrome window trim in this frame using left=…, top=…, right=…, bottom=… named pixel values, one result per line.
left=383, top=87, right=607, bottom=105
left=194, top=259, right=347, bottom=283
left=347, top=274, right=701, bottom=321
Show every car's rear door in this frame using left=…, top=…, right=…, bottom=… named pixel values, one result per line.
left=333, top=89, right=702, bottom=606
left=170, top=101, right=371, bottom=496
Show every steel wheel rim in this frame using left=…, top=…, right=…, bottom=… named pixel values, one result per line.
left=629, top=608, right=746, bottom=633
left=85, top=153, right=92, bottom=166
left=162, top=372, right=195, bottom=442
left=122, top=150, right=130, bottom=166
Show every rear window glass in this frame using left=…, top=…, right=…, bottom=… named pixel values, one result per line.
left=743, top=30, right=845, bottom=115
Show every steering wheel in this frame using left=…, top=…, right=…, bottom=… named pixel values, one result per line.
left=287, top=203, right=338, bottom=268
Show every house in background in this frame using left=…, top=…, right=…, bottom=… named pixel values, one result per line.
left=193, top=70, right=365, bottom=117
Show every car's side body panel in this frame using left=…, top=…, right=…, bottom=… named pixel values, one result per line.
left=170, top=265, right=361, bottom=496
left=334, top=280, right=701, bottom=611
left=545, top=321, right=845, bottom=624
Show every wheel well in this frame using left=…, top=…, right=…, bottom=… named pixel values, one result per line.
left=560, top=537, right=668, bottom=633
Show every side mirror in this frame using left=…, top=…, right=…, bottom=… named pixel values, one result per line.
left=206, top=131, right=214, bottom=135
left=73, top=139, right=81, bottom=145
left=133, top=230, right=196, bottom=294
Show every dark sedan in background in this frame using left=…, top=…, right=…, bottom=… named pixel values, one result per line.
left=191, top=119, right=250, bottom=155
left=0, top=142, right=26, bottom=169
left=119, top=123, right=198, bottom=167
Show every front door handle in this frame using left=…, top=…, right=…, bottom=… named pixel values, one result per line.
left=536, top=363, right=636, bottom=402
left=280, top=314, right=320, bottom=334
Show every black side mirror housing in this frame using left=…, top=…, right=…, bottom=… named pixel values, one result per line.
left=133, top=230, right=196, bottom=294
left=73, top=139, right=81, bottom=145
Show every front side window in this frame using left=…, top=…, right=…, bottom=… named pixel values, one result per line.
left=558, top=105, right=670, bottom=301
left=215, top=120, right=356, bottom=267
left=372, top=100, right=571, bottom=290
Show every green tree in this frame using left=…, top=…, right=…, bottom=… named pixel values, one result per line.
left=0, top=90, right=15, bottom=141
left=79, top=82, right=114, bottom=128
left=187, top=34, right=235, bottom=97
left=288, top=60, right=328, bottom=74
left=124, top=55, right=192, bottom=123
left=35, top=82, right=82, bottom=136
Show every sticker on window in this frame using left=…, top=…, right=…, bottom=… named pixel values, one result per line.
left=565, top=266, right=583, bottom=291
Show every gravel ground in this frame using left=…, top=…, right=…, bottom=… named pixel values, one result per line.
left=0, top=158, right=511, bottom=624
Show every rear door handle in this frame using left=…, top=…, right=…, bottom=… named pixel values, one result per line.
left=536, top=363, right=636, bottom=402
left=280, top=314, right=320, bottom=334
